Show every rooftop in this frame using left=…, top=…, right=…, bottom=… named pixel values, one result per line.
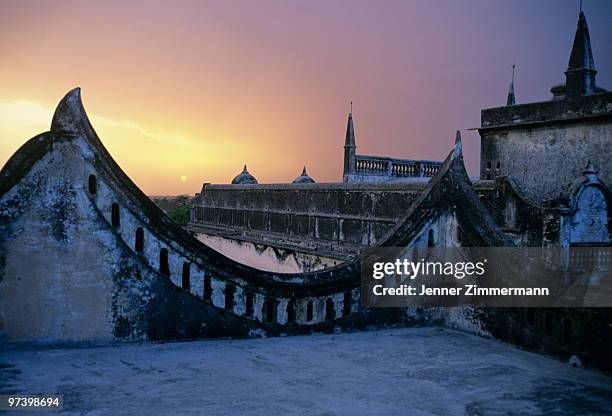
left=480, top=91, right=612, bottom=130
left=3, top=327, right=611, bottom=415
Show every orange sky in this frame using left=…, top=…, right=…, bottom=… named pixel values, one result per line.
left=1, top=0, right=610, bottom=195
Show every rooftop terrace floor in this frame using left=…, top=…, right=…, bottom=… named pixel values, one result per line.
left=2, top=327, right=612, bottom=415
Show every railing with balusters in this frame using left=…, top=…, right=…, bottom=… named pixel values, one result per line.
left=354, top=155, right=441, bottom=179
left=569, top=247, right=611, bottom=272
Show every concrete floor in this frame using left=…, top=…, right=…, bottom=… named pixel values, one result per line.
left=1, top=327, right=611, bottom=415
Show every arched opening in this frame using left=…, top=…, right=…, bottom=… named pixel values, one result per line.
left=159, top=248, right=169, bottom=275
left=325, top=298, right=335, bottom=321
left=544, top=312, right=553, bottom=336
left=135, top=227, right=144, bottom=253
left=563, top=318, right=572, bottom=344
left=225, top=284, right=234, bottom=310
left=427, top=229, right=435, bottom=247
left=182, top=262, right=190, bottom=290
left=343, top=292, right=352, bottom=317
left=111, top=203, right=120, bottom=228
left=286, top=300, right=295, bottom=324
left=264, top=298, right=276, bottom=323
left=88, top=175, right=97, bottom=194
left=245, top=292, right=254, bottom=317
left=570, top=185, right=609, bottom=245
left=203, top=275, right=212, bottom=302
left=306, top=300, right=314, bottom=322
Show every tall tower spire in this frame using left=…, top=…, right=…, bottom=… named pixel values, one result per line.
left=565, top=9, right=597, bottom=97
left=506, top=64, right=516, bottom=106
left=343, top=104, right=356, bottom=182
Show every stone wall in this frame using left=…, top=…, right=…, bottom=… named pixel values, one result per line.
left=479, top=92, right=612, bottom=202
left=466, top=307, right=612, bottom=372
left=0, top=89, right=425, bottom=344
left=188, top=179, right=567, bottom=268
left=192, top=177, right=575, bottom=249
left=189, top=182, right=428, bottom=256
left=3, top=89, right=610, bottom=372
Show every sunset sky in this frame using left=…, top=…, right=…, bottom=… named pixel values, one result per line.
left=1, top=0, right=611, bottom=195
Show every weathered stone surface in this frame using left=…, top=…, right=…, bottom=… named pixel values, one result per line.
left=189, top=182, right=428, bottom=259
left=1, top=81, right=610, bottom=373
left=479, top=91, right=612, bottom=201
left=2, top=89, right=500, bottom=345
left=3, top=327, right=612, bottom=415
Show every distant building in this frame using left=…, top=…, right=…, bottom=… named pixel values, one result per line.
left=194, top=10, right=610, bottom=263
left=342, top=111, right=443, bottom=183
left=478, top=11, right=611, bottom=202
left=230, top=108, right=443, bottom=185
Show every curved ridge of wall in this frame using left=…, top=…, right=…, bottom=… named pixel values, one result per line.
left=0, top=89, right=510, bottom=344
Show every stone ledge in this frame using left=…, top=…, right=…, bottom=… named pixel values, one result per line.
left=480, top=91, right=612, bottom=130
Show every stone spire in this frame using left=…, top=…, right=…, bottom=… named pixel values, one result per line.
left=565, top=10, right=597, bottom=97
left=343, top=104, right=356, bottom=182
left=344, top=108, right=355, bottom=147
left=506, top=65, right=516, bottom=106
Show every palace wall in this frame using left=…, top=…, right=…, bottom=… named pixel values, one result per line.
left=189, top=183, right=428, bottom=259
left=479, top=92, right=612, bottom=201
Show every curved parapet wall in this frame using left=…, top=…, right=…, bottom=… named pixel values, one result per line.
left=0, top=89, right=511, bottom=344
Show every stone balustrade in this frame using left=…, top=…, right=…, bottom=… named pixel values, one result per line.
left=354, top=155, right=442, bottom=179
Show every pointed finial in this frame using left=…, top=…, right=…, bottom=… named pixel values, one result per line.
left=506, top=64, right=517, bottom=106
left=293, top=165, right=315, bottom=183
left=345, top=108, right=356, bottom=147
left=452, top=130, right=463, bottom=159
left=242, top=165, right=248, bottom=173
left=580, top=0, right=583, bottom=13
left=583, top=160, right=597, bottom=175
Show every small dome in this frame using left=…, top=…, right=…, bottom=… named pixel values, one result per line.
left=292, top=166, right=315, bottom=184
left=550, top=83, right=566, bottom=100
left=231, top=165, right=258, bottom=184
